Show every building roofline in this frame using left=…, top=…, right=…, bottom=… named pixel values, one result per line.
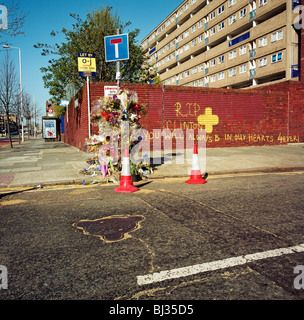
left=141, top=0, right=185, bottom=43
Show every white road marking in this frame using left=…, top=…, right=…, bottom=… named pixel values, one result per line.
left=137, top=243, right=304, bottom=285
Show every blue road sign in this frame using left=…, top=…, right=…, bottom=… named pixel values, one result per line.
left=105, top=34, right=129, bottom=62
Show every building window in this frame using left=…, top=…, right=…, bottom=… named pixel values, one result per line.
left=240, top=8, right=247, bottom=18
left=185, top=70, right=190, bottom=77
left=199, top=64, right=204, bottom=72
left=271, top=30, right=283, bottom=42
left=185, top=30, right=190, bottom=38
left=218, top=5, right=225, bottom=15
left=192, top=25, right=197, bottom=33
left=184, top=2, right=189, bottom=10
left=192, top=81, right=198, bottom=87
left=211, top=59, right=216, bottom=67
left=258, top=36, right=267, bottom=47
left=198, top=20, right=204, bottom=28
left=239, top=45, right=246, bottom=55
left=180, top=72, right=184, bottom=79
left=229, top=0, right=237, bottom=7
left=198, top=35, right=204, bottom=43
left=210, top=11, right=216, bottom=20
left=229, top=14, right=237, bottom=25
left=259, top=0, right=267, bottom=6
left=210, top=27, right=216, bottom=36
left=239, top=64, right=247, bottom=73
left=210, top=75, right=216, bottom=82
left=229, top=50, right=237, bottom=59
left=185, top=43, right=189, bottom=51
left=218, top=72, right=225, bottom=80
left=192, top=67, right=197, bottom=74
left=272, top=52, right=283, bottom=63
left=199, top=79, right=204, bottom=86
left=259, top=57, right=267, bottom=67
left=192, top=0, right=197, bottom=4
left=218, top=22, right=225, bottom=31
left=229, top=68, right=237, bottom=77
left=192, top=39, right=197, bottom=46
left=218, top=55, right=225, bottom=64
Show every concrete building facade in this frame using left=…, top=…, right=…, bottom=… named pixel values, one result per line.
left=141, top=0, right=301, bottom=88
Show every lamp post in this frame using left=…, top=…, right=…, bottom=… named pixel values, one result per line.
left=2, top=45, right=24, bottom=142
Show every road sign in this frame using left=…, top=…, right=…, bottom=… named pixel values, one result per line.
left=78, top=52, right=96, bottom=77
left=105, top=34, right=129, bottom=62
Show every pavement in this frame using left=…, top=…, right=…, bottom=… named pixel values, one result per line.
left=0, top=135, right=304, bottom=188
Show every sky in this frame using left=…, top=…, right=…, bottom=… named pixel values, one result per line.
left=0, top=0, right=182, bottom=125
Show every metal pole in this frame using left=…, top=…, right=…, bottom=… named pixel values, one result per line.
left=116, top=29, right=121, bottom=92
left=87, top=76, right=91, bottom=138
left=17, top=48, right=24, bottom=142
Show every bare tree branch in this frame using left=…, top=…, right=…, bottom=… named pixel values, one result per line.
left=0, top=51, right=20, bottom=147
left=0, top=0, right=29, bottom=43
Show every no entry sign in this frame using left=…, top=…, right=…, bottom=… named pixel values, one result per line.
left=105, top=34, right=129, bottom=62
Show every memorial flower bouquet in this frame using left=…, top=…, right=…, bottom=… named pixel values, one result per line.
left=80, top=89, right=152, bottom=182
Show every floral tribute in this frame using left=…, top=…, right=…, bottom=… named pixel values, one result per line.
left=80, top=89, right=152, bottom=184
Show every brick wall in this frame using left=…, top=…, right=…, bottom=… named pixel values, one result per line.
left=62, top=80, right=303, bottom=151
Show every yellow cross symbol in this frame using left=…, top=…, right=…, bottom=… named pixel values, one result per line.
left=197, top=107, right=219, bottom=133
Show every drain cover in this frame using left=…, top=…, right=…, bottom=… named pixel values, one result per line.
left=73, top=215, right=145, bottom=243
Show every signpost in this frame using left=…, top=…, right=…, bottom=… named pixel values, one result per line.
left=78, top=52, right=96, bottom=138
left=105, top=32, right=129, bottom=91
left=104, top=33, right=129, bottom=62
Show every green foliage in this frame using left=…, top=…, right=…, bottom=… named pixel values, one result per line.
left=34, top=6, right=153, bottom=102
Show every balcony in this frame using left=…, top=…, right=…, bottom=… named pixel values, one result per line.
left=249, top=49, right=256, bottom=60
left=249, top=68, right=256, bottom=79
left=249, top=9, right=256, bottom=22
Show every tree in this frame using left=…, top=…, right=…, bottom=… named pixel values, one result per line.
left=34, top=6, right=153, bottom=102
left=0, top=52, right=20, bottom=148
left=0, top=0, right=29, bottom=44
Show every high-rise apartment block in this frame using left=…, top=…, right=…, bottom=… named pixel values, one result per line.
left=141, top=0, right=301, bottom=88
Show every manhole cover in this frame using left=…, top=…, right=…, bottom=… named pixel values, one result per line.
left=73, top=215, right=145, bottom=243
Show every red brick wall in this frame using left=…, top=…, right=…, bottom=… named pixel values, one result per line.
left=63, top=80, right=304, bottom=151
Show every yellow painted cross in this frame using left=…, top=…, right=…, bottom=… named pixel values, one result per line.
left=197, top=107, right=219, bottom=133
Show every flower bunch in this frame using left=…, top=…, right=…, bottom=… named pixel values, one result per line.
left=80, top=89, right=152, bottom=183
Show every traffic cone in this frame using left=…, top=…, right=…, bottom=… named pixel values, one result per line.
left=185, top=144, right=207, bottom=184
left=115, top=146, right=139, bottom=193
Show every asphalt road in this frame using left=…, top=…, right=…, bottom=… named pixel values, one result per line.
left=1, top=172, right=304, bottom=308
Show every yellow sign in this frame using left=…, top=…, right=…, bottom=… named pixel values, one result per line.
left=77, top=56, right=96, bottom=73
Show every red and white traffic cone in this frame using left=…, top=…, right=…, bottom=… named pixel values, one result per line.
left=115, top=146, right=139, bottom=193
left=185, top=144, right=207, bottom=184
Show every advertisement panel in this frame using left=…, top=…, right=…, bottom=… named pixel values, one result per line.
left=43, top=118, right=57, bottom=139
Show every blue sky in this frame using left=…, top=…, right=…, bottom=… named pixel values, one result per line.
left=0, top=0, right=182, bottom=124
